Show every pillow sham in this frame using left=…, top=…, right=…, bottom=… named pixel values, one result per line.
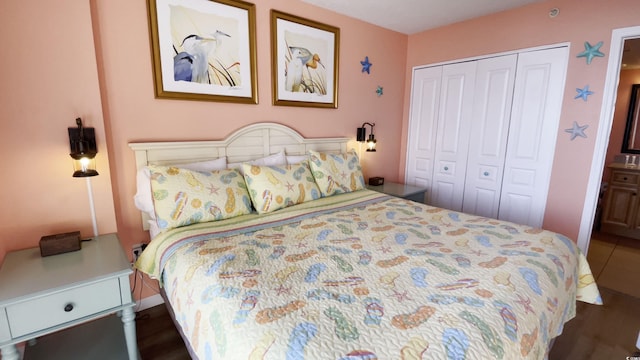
left=148, top=165, right=251, bottom=231
left=243, top=161, right=321, bottom=214
left=134, top=157, right=227, bottom=220
left=308, top=150, right=366, bottom=197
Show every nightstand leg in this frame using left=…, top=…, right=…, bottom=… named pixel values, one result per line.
left=121, top=306, right=138, bottom=360
left=0, top=344, right=19, bottom=360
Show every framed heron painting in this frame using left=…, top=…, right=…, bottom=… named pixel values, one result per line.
left=148, top=0, right=258, bottom=103
left=270, top=10, right=340, bottom=108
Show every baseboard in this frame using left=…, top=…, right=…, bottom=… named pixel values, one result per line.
left=136, top=293, right=164, bottom=312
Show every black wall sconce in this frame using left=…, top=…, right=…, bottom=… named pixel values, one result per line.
left=357, top=122, right=377, bottom=152
left=68, top=117, right=98, bottom=177
left=68, top=117, right=99, bottom=237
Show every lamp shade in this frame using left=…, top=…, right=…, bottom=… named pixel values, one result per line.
left=71, top=157, right=98, bottom=177
left=366, top=134, right=377, bottom=152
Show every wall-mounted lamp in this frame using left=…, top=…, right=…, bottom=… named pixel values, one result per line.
left=68, top=118, right=99, bottom=237
left=69, top=118, right=98, bottom=177
left=357, top=122, right=377, bottom=152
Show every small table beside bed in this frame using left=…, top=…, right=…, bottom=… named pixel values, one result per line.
left=130, top=122, right=601, bottom=360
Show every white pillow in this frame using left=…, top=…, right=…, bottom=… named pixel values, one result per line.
left=228, top=150, right=287, bottom=175
left=286, top=154, right=308, bottom=164
left=252, top=150, right=286, bottom=166
left=133, top=157, right=227, bottom=220
left=148, top=220, right=160, bottom=239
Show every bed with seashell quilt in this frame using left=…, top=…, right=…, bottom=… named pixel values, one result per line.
left=131, top=123, right=601, bottom=360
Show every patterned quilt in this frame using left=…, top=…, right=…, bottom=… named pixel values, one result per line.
left=136, top=190, right=601, bottom=360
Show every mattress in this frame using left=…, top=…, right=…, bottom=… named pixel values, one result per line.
left=136, top=190, right=601, bottom=359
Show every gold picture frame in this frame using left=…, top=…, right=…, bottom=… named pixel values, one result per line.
left=270, top=10, right=339, bottom=108
left=148, top=0, right=258, bottom=103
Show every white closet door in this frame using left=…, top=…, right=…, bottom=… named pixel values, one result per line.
left=462, top=54, right=517, bottom=218
left=405, top=66, right=442, bottom=194
left=431, top=61, right=477, bottom=210
left=499, top=47, right=568, bottom=227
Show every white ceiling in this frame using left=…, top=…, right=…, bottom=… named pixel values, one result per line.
left=300, top=1, right=640, bottom=68
left=300, top=0, right=544, bottom=35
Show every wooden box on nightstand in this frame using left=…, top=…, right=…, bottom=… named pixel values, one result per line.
left=0, top=233, right=138, bottom=360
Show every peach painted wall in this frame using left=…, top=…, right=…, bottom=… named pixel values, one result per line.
left=400, top=0, right=640, bottom=241
left=0, top=0, right=117, bottom=263
left=602, top=69, right=640, bottom=181
left=92, top=1, right=407, bottom=298
left=4, top=0, right=637, bottom=303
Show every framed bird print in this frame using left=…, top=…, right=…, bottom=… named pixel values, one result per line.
left=148, top=0, right=258, bottom=103
left=270, top=10, right=339, bottom=108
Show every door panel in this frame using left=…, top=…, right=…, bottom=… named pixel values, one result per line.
left=499, top=47, right=569, bottom=227
left=602, top=185, right=636, bottom=227
left=406, top=66, right=442, bottom=200
left=463, top=55, right=517, bottom=217
left=430, top=61, right=477, bottom=211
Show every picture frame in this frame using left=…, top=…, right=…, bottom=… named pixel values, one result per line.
left=148, top=0, right=258, bottom=103
left=622, top=84, right=640, bottom=154
left=270, top=10, right=339, bottom=108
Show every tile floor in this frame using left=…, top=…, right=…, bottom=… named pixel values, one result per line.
left=587, top=231, right=640, bottom=299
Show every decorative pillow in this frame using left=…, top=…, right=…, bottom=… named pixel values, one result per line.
left=148, top=165, right=252, bottom=231
left=134, top=157, right=227, bottom=220
left=308, top=150, right=366, bottom=197
left=243, top=161, right=321, bottom=214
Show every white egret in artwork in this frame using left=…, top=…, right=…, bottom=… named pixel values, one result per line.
left=174, top=30, right=230, bottom=84
left=285, top=46, right=325, bottom=93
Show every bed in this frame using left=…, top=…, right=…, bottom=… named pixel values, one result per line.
left=131, top=123, right=601, bottom=360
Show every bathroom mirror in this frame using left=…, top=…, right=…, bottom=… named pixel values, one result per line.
left=622, top=84, right=640, bottom=154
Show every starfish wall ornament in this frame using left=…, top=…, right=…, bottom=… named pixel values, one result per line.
left=565, top=121, right=589, bottom=140
left=575, top=85, right=594, bottom=101
left=360, top=56, right=372, bottom=74
left=576, top=41, right=604, bottom=65
left=376, top=86, right=383, bottom=97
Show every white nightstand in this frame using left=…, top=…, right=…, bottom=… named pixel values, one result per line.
left=0, top=233, right=137, bottom=360
left=367, top=182, right=428, bottom=203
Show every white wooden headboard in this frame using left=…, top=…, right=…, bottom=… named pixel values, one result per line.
left=128, top=122, right=349, bottom=168
left=128, top=122, right=350, bottom=230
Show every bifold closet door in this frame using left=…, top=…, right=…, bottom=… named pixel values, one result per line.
left=462, top=54, right=517, bottom=218
left=405, top=66, right=443, bottom=192
left=429, top=61, right=477, bottom=210
left=498, top=47, right=568, bottom=227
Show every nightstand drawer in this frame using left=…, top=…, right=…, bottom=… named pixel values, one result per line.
left=6, top=278, right=122, bottom=338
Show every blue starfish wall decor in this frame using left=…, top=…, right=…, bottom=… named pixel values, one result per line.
left=575, top=85, right=594, bottom=101
left=361, top=56, right=372, bottom=74
left=576, top=41, right=604, bottom=65
left=376, top=86, right=383, bottom=97
left=565, top=121, right=588, bottom=140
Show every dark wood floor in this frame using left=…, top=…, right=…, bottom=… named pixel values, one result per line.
left=136, top=286, right=640, bottom=359
left=136, top=305, right=190, bottom=360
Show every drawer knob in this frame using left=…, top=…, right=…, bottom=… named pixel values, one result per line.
left=64, top=303, right=74, bottom=312
left=444, top=166, right=449, bottom=171
left=624, top=177, right=628, bottom=181
left=483, top=171, right=489, bottom=176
